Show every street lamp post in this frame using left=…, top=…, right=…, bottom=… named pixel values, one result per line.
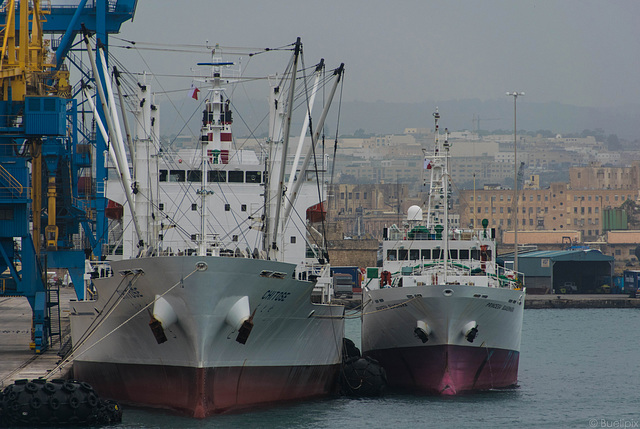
left=506, top=91, right=524, bottom=272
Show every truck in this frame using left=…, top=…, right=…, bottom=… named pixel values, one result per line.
left=332, top=273, right=354, bottom=298
left=623, top=270, right=640, bottom=295
left=330, top=266, right=363, bottom=298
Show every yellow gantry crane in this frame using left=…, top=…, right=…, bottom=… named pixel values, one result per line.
left=0, top=0, right=137, bottom=353
left=0, top=0, right=63, bottom=252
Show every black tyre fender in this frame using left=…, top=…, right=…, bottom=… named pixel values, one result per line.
left=29, top=396, right=42, bottom=410
left=62, top=382, right=77, bottom=393
left=43, top=383, right=56, bottom=394
left=48, top=396, right=60, bottom=410
left=68, top=395, right=80, bottom=409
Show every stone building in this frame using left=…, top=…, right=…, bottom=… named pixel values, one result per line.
left=569, top=162, right=640, bottom=190
left=458, top=184, right=636, bottom=242
left=321, top=223, right=379, bottom=267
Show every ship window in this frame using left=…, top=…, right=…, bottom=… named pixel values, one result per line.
left=241, top=204, right=247, bottom=212
left=191, top=203, right=197, bottom=211
left=246, top=171, right=262, bottom=183
left=398, top=249, right=408, bottom=260
left=449, top=249, right=458, bottom=259
left=471, top=249, right=480, bottom=260
left=208, top=170, right=226, bottom=182
left=409, top=249, right=420, bottom=260
left=158, top=203, right=164, bottom=211
left=386, top=250, right=397, bottom=261
left=291, top=236, right=296, bottom=244
left=159, top=169, right=168, bottom=182
left=228, top=171, right=244, bottom=183
left=432, top=249, right=442, bottom=259
left=169, top=170, right=185, bottom=182
left=232, top=235, right=238, bottom=242
left=187, top=170, right=202, bottom=182
left=225, top=204, right=230, bottom=211
left=459, top=249, right=469, bottom=259
left=421, top=249, right=431, bottom=259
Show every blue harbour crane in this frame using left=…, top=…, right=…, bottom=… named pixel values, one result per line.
left=0, top=0, right=137, bottom=352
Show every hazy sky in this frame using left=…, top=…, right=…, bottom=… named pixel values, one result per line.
left=112, top=0, right=640, bottom=110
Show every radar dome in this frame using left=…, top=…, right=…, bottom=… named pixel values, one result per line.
left=407, top=205, right=423, bottom=221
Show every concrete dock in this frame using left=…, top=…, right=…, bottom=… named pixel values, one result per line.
left=0, top=287, right=74, bottom=389
left=524, top=293, right=640, bottom=309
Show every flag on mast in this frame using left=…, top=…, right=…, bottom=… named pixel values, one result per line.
left=190, top=83, right=200, bottom=100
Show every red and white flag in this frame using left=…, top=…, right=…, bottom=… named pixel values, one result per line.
left=424, top=158, right=432, bottom=170
left=190, top=83, right=200, bottom=100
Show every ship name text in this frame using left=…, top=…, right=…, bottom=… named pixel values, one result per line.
left=261, top=290, right=291, bottom=302
left=486, top=302, right=514, bottom=312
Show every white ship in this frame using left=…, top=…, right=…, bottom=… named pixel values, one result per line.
left=361, top=110, right=525, bottom=395
left=69, top=38, right=346, bottom=417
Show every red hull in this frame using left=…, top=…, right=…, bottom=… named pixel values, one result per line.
left=365, top=345, right=519, bottom=395
left=73, top=362, right=340, bottom=417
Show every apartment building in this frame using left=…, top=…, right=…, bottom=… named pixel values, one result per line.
left=459, top=184, right=636, bottom=242
left=569, top=163, right=640, bottom=190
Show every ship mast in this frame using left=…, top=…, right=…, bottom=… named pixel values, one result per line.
left=442, top=126, right=450, bottom=281
left=426, top=110, right=452, bottom=280
left=196, top=49, right=231, bottom=256
left=268, top=38, right=301, bottom=260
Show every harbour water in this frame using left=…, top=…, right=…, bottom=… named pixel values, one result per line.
left=111, top=309, right=640, bottom=428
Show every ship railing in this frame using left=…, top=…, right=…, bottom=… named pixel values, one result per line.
left=494, top=265, right=525, bottom=290
left=393, top=260, right=524, bottom=290
left=399, top=260, right=473, bottom=277
left=388, top=227, right=496, bottom=241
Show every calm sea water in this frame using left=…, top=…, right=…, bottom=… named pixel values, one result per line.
left=109, top=309, right=640, bottom=429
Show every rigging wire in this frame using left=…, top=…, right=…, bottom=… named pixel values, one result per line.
left=47, top=268, right=198, bottom=377
left=110, top=36, right=295, bottom=55
left=91, top=37, right=343, bottom=261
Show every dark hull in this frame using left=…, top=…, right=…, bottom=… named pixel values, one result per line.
left=74, top=361, right=340, bottom=417
left=365, top=344, right=519, bottom=395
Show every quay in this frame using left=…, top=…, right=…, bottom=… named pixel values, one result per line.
left=0, top=287, right=74, bottom=388
left=524, top=294, right=640, bottom=309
